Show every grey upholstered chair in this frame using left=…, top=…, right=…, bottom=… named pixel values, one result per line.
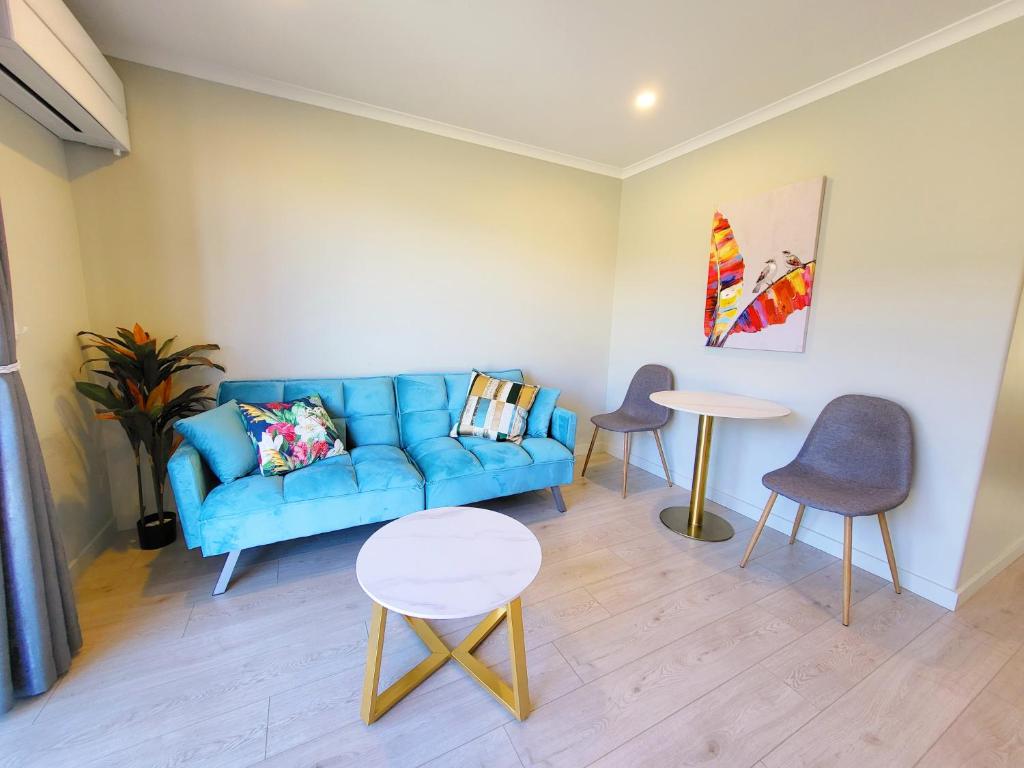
left=739, top=394, right=912, bottom=626
left=581, top=364, right=673, bottom=498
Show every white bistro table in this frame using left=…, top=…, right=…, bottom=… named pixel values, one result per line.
left=355, top=506, right=541, bottom=724
left=650, top=390, right=790, bottom=542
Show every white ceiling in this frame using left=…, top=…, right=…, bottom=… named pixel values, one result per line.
left=66, top=0, right=1021, bottom=176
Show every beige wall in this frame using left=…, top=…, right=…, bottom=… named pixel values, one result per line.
left=606, top=20, right=1024, bottom=607
left=0, top=98, right=114, bottom=577
left=959, top=280, right=1024, bottom=599
left=65, top=61, right=623, bottom=529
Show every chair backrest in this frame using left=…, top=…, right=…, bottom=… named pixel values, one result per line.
left=618, top=364, right=674, bottom=427
left=796, top=394, right=913, bottom=493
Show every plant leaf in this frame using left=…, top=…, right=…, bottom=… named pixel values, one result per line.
left=75, top=381, right=124, bottom=409
left=126, top=380, right=146, bottom=409
left=156, top=336, right=177, bottom=357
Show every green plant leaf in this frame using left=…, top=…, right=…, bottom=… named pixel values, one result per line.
left=165, top=356, right=227, bottom=374
left=156, top=336, right=177, bottom=357
left=75, top=381, right=124, bottom=409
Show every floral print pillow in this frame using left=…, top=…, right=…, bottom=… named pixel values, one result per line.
left=237, top=395, right=345, bottom=476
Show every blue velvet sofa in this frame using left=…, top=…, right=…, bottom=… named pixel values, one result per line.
left=167, top=369, right=576, bottom=593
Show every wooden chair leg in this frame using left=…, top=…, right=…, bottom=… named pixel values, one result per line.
left=581, top=426, right=599, bottom=477
left=842, top=516, right=853, bottom=626
left=740, top=492, right=777, bottom=567
left=877, top=512, right=901, bottom=594
left=653, top=429, right=672, bottom=487
left=621, top=433, right=632, bottom=498
left=789, top=504, right=805, bottom=545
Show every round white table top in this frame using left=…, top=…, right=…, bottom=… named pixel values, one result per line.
left=650, top=390, right=790, bottom=419
left=355, top=506, right=542, bottom=620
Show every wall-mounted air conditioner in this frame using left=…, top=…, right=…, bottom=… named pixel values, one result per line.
left=0, top=0, right=129, bottom=153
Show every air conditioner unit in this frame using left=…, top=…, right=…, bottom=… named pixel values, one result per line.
left=0, top=0, right=129, bottom=153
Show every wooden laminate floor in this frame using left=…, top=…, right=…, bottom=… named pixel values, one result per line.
left=4, top=453, right=1023, bottom=767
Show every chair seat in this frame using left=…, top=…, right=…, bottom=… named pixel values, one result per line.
left=763, top=462, right=908, bottom=517
left=591, top=410, right=664, bottom=433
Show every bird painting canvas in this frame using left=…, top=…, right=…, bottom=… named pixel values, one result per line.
left=704, top=177, right=825, bottom=352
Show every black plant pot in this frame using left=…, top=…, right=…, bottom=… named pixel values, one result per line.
left=137, top=511, right=178, bottom=550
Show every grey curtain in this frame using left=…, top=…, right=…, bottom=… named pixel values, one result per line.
left=0, top=202, right=81, bottom=713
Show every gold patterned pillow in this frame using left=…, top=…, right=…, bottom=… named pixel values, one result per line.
left=450, top=370, right=539, bottom=444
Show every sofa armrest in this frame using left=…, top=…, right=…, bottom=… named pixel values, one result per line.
left=168, top=442, right=217, bottom=549
left=550, top=406, right=577, bottom=454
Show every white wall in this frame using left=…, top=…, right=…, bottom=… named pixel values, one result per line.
left=958, top=281, right=1024, bottom=601
left=0, top=98, right=115, bottom=578
left=65, top=61, right=623, bottom=529
left=605, top=19, right=1024, bottom=608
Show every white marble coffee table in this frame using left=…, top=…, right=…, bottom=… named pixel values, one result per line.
left=355, top=506, right=542, bottom=724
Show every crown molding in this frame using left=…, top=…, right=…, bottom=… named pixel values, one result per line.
left=102, top=0, right=1023, bottom=181
left=621, top=0, right=1024, bottom=178
left=104, top=49, right=624, bottom=178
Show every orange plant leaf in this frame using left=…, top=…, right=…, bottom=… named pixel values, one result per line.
left=132, top=323, right=150, bottom=344
left=96, top=339, right=137, bottom=359
left=145, top=387, right=161, bottom=411
left=126, top=380, right=145, bottom=408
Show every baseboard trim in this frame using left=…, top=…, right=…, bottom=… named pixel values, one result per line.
left=608, top=443, right=959, bottom=610
left=955, top=531, right=1024, bottom=607
left=68, top=519, right=116, bottom=583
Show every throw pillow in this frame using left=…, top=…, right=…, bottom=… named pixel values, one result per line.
left=174, top=400, right=257, bottom=484
left=526, top=387, right=560, bottom=438
left=238, top=395, right=345, bottom=476
left=450, top=370, right=539, bottom=444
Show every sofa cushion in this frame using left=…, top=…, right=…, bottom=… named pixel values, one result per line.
left=396, top=369, right=525, bottom=448
left=408, top=436, right=484, bottom=482
left=458, top=437, right=533, bottom=470
left=520, top=437, right=574, bottom=464
left=174, top=400, right=257, bottom=483
left=526, top=388, right=560, bottom=438
left=450, top=370, right=539, bottom=444
left=219, top=376, right=399, bottom=448
left=283, top=454, right=358, bottom=502
left=350, top=445, right=423, bottom=491
left=200, top=484, right=424, bottom=555
left=239, top=395, right=346, bottom=476
left=202, top=473, right=284, bottom=521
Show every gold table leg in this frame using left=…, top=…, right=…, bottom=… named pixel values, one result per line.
left=360, top=598, right=531, bottom=725
left=658, top=414, right=734, bottom=542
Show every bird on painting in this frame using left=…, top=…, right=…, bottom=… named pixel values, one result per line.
left=783, top=250, right=803, bottom=269
left=752, top=258, right=777, bottom=293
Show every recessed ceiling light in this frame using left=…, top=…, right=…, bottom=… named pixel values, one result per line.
left=634, top=90, right=657, bottom=110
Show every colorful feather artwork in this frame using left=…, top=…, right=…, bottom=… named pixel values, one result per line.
left=714, top=262, right=815, bottom=344
left=704, top=211, right=745, bottom=346
left=702, top=177, right=824, bottom=352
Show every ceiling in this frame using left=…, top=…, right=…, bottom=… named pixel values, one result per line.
left=66, top=0, right=1020, bottom=176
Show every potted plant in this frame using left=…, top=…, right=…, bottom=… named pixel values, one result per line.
left=75, top=324, right=225, bottom=549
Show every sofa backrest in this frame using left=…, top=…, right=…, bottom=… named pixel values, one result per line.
left=394, top=369, right=524, bottom=448
left=218, top=377, right=400, bottom=448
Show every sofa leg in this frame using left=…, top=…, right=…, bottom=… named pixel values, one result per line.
left=212, top=549, right=242, bottom=596
left=551, top=486, right=567, bottom=513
